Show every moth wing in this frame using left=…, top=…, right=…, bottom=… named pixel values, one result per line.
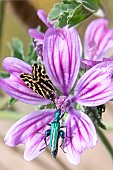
left=20, top=73, right=47, bottom=98
left=20, top=73, right=34, bottom=89
left=20, top=64, right=55, bottom=99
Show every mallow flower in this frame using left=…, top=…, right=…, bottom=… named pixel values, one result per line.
left=81, top=18, right=113, bottom=68
left=1, top=26, right=113, bottom=165
left=29, top=9, right=53, bottom=43
left=29, top=9, right=53, bottom=58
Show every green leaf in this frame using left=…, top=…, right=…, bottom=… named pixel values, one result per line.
left=25, top=41, right=37, bottom=65
left=48, top=2, right=79, bottom=21
left=85, top=106, right=106, bottom=130
left=67, top=4, right=92, bottom=27
left=0, top=71, right=10, bottom=78
left=8, top=38, right=25, bottom=60
left=48, top=0, right=100, bottom=28
left=63, top=0, right=80, bottom=3
left=82, top=0, right=100, bottom=12
left=63, top=0, right=100, bottom=11
left=8, top=38, right=38, bottom=65
left=58, top=11, right=69, bottom=28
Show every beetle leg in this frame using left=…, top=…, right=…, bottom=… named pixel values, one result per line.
left=47, top=123, right=51, bottom=126
left=39, top=129, right=51, bottom=151
left=60, top=125, right=73, bottom=138
left=59, top=130, right=66, bottom=153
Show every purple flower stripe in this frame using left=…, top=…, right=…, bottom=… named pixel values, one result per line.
left=24, top=133, right=49, bottom=161
left=96, top=29, right=113, bottom=59
left=64, top=141, right=81, bottom=165
left=84, top=18, right=113, bottom=60
left=103, top=56, right=113, bottom=61
left=5, top=109, right=54, bottom=161
left=73, top=61, right=113, bottom=106
left=64, top=107, right=97, bottom=165
left=43, top=26, right=81, bottom=95
left=84, top=19, right=107, bottom=60
left=4, top=109, right=55, bottom=146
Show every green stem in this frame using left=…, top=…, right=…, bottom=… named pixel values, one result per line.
left=96, top=127, right=113, bottom=159
left=0, top=0, right=5, bottom=54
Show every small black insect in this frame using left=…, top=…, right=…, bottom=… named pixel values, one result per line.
left=97, top=104, right=105, bottom=117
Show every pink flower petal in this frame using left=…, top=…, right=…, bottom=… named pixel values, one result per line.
left=24, top=133, right=49, bottom=161
left=37, top=9, right=53, bottom=28
left=73, top=61, right=113, bottom=106
left=4, top=109, right=55, bottom=149
left=81, top=58, right=101, bottom=69
left=29, top=29, right=44, bottom=43
left=84, top=18, right=113, bottom=61
left=2, top=57, right=32, bottom=74
left=0, top=57, right=50, bottom=105
left=29, top=9, right=53, bottom=44
left=43, top=26, right=81, bottom=95
left=64, top=107, right=97, bottom=165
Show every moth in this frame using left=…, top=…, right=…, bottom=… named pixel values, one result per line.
left=20, top=63, right=55, bottom=100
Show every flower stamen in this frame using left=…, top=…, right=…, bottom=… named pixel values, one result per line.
left=54, top=96, right=68, bottom=111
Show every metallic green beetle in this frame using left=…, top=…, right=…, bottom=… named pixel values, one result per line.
left=41, top=109, right=65, bottom=158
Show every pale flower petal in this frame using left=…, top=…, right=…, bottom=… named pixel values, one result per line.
left=2, top=57, right=32, bottom=74
left=84, top=18, right=113, bottom=61
left=43, top=26, right=81, bottom=95
left=37, top=9, right=53, bottom=28
left=63, top=107, right=97, bottom=165
left=4, top=109, right=55, bottom=149
left=81, top=58, right=101, bottom=69
left=0, top=57, right=50, bottom=105
left=29, top=9, right=53, bottom=44
left=24, top=133, right=49, bottom=161
left=73, top=61, right=113, bottom=106
left=29, top=29, right=44, bottom=43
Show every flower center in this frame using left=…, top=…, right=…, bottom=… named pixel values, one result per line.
left=54, top=96, right=68, bottom=112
